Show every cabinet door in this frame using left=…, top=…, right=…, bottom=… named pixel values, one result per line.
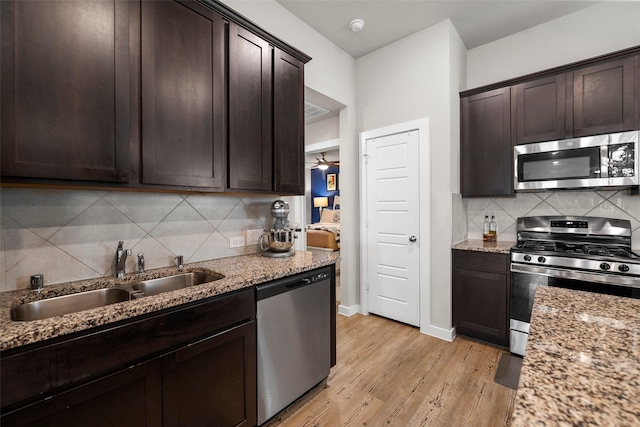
left=514, top=74, right=567, bottom=144
left=162, top=322, right=257, bottom=427
left=461, top=87, right=512, bottom=197
left=453, top=251, right=509, bottom=347
left=572, top=56, right=636, bottom=137
left=141, top=0, right=225, bottom=189
left=0, top=0, right=130, bottom=182
left=1, top=360, right=162, bottom=427
left=228, top=23, right=273, bottom=192
left=274, top=48, right=306, bottom=195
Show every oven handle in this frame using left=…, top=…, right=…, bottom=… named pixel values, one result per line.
left=510, top=263, right=640, bottom=288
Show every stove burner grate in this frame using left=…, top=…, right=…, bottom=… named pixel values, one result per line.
left=583, top=245, right=633, bottom=258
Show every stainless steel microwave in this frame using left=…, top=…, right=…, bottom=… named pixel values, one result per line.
left=514, top=131, right=639, bottom=191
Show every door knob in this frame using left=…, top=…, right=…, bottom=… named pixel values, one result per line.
left=409, top=236, right=417, bottom=242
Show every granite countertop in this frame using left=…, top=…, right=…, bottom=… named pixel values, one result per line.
left=0, top=251, right=339, bottom=352
left=452, top=239, right=515, bottom=254
left=512, top=286, right=640, bottom=426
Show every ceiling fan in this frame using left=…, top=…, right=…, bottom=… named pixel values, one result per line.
left=311, top=152, right=339, bottom=170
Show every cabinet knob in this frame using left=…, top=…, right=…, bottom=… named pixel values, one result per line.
left=409, top=236, right=417, bottom=242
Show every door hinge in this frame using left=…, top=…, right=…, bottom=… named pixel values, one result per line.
left=363, top=153, right=369, bottom=164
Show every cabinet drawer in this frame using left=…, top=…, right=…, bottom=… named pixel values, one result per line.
left=453, top=250, right=509, bottom=274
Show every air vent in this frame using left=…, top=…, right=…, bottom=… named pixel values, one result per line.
left=304, top=101, right=330, bottom=121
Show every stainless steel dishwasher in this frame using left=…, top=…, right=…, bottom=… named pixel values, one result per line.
left=256, top=267, right=331, bottom=425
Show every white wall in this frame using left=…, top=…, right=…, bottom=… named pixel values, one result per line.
left=220, top=0, right=360, bottom=310
left=467, top=2, right=640, bottom=90
left=356, top=20, right=466, bottom=337
left=306, top=115, right=339, bottom=145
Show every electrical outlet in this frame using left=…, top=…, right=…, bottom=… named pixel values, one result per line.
left=246, top=229, right=264, bottom=245
left=229, top=236, right=245, bottom=248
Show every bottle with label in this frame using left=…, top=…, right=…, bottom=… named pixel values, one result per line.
left=483, top=214, right=491, bottom=241
left=489, top=213, right=497, bottom=242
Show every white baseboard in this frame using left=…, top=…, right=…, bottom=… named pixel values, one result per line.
left=420, top=324, right=455, bottom=342
left=338, top=304, right=360, bottom=317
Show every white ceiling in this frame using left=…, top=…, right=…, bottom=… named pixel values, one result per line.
left=276, top=0, right=600, bottom=58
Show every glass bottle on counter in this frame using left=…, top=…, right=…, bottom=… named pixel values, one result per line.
left=483, top=214, right=491, bottom=242
left=489, top=213, right=497, bottom=242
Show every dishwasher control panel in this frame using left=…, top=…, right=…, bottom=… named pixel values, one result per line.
left=311, top=272, right=329, bottom=282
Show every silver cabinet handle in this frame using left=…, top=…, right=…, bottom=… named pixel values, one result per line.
left=409, top=236, right=417, bottom=242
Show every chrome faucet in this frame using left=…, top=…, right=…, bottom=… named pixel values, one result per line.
left=115, top=241, right=132, bottom=278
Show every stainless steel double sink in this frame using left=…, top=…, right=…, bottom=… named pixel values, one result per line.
left=10, top=271, right=224, bottom=322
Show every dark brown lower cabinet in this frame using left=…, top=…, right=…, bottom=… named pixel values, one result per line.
left=1, top=288, right=256, bottom=427
left=453, top=249, right=510, bottom=348
left=1, top=360, right=163, bottom=427
left=163, top=322, right=256, bottom=427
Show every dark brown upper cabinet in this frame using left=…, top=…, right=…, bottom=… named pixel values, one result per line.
left=274, top=48, right=306, bottom=195
left=140, top=0, right=225, bottom=190
left=513, top=54, right=638, bottom=145
left=514, top=74, right=567, bottom=144
left=228, top=23, right=273, bottom=192
left=1, top=0, right=309, bottom=193
left=572, top=56, right=636, bottom=137
left=1, top=0, right=131, bottom=182
left=461, top=87, right=513, bottom=198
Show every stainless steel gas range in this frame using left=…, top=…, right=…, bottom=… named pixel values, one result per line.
left=509, top=216, right=640, bottom=356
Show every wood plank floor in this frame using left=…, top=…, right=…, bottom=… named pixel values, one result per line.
left=264, top=311, right=517, bottom=427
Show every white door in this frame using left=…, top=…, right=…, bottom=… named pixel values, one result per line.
left=363, top=130, right=420, bottom=326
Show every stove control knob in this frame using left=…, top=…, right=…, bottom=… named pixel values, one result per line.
left=523, top=255, right=531, bottom=262
left=618, top=264, right=630, bottom=272
left=600, top=263, right=611, bottom=271
left=537, top=256, right=546, bottom=263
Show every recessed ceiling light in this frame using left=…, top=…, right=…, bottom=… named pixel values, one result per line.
left=349, top=19, right=365, bottom=32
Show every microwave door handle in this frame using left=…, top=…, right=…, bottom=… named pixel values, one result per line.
left=600, top=144, right=609, bottom=178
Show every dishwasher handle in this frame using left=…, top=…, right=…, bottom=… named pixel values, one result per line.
left=286, top=278, right=311, bottom=290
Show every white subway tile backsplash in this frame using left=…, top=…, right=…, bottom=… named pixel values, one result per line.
left=1, top=189, right=274, bottom=291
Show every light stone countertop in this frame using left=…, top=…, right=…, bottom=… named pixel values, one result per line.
left=0, top=251, right=339, bottom=352
left=512, top=286, right=640, bottom=426
left=452, top=239, right=515, bottom=254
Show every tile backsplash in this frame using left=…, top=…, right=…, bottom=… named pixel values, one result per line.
left=1, top=188, right=276, bottom=292
left=466, top=190, right=640, bottom=250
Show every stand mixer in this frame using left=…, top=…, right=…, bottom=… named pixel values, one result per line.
left=259, top=200, right=298, bottom=258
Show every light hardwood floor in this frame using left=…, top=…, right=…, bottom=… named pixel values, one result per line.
left=264, top=309, right=517, bottom=426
